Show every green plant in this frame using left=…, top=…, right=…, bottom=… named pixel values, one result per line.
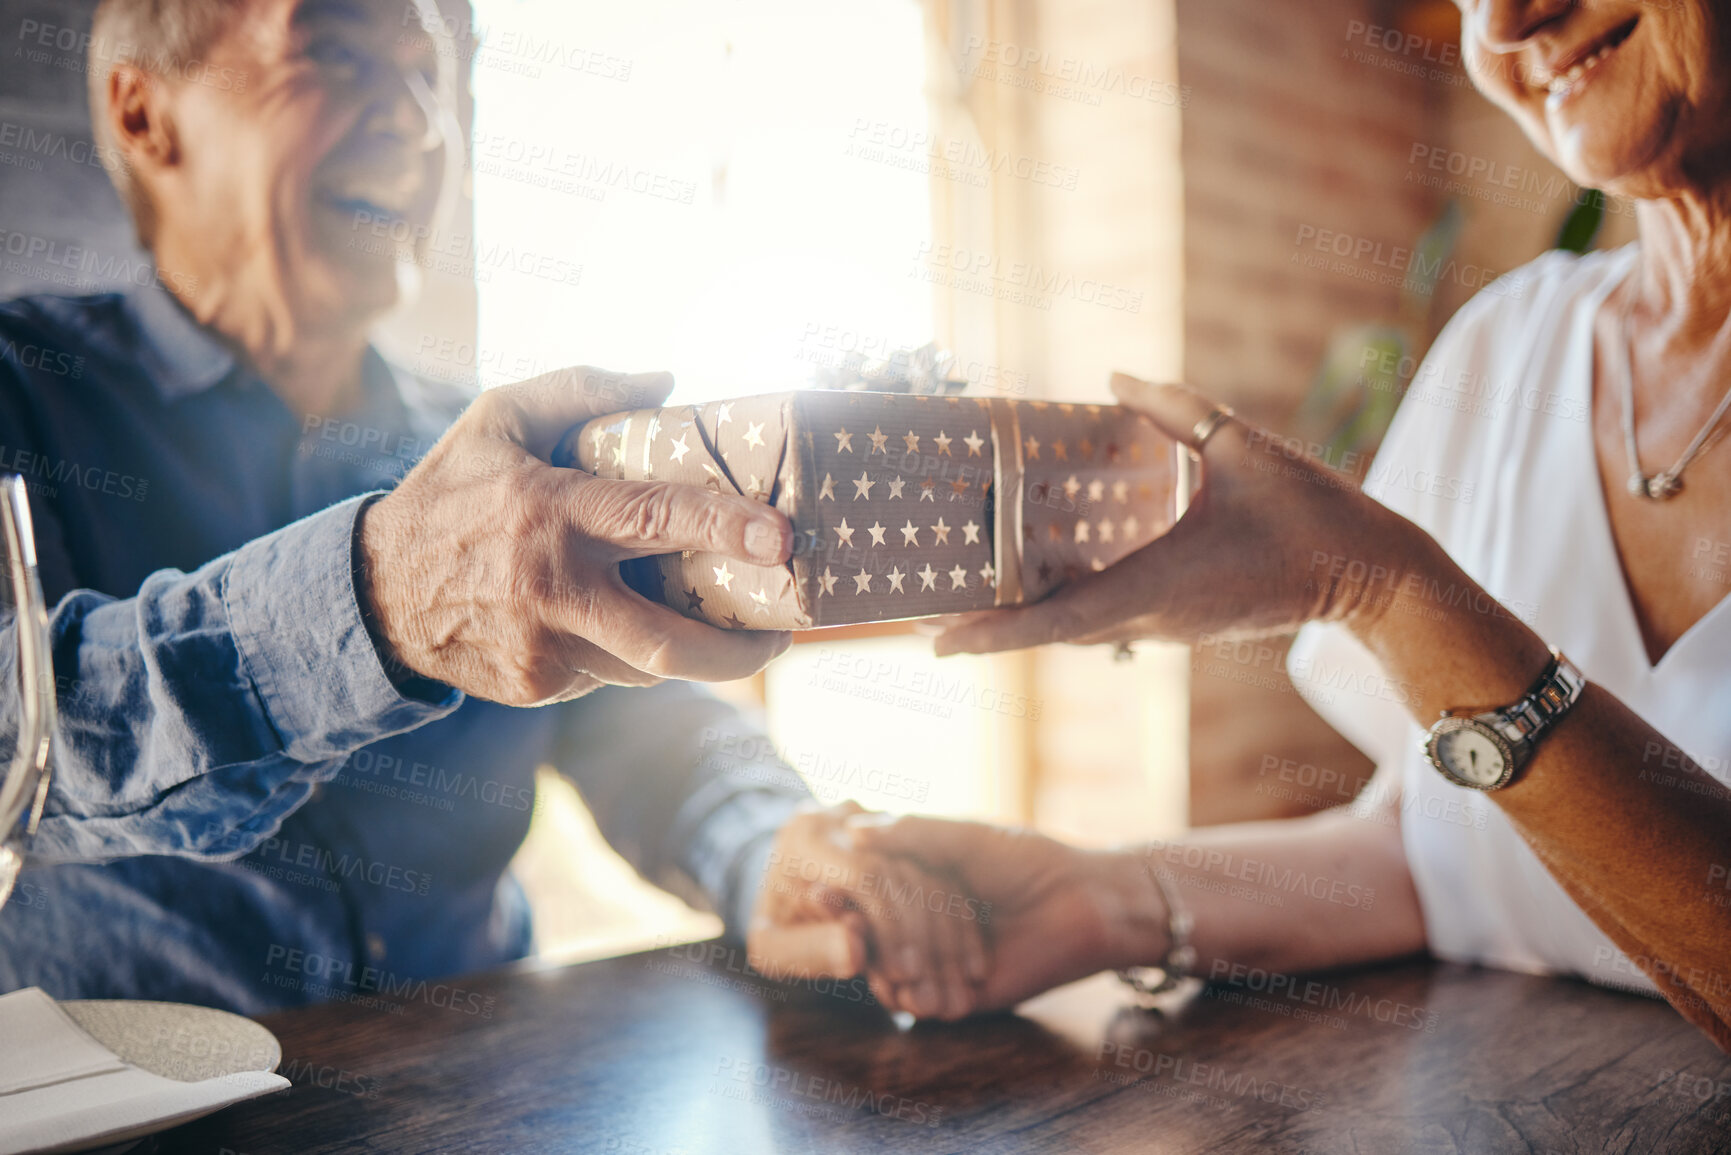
left=1293, top=201, right=1462, bottom=463
left=1554, top=188, right=1606, bottom=254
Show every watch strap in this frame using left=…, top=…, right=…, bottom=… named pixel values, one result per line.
left=1475, top=650, right=1586, bottom=765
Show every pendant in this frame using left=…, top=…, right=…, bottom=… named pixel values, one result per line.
left=1647, top=471, right=1683, bottom=500
left=1628, top=471, right=1683, bottom=500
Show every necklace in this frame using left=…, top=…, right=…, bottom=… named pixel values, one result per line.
left=1612, top=267, right=1731, bottom=501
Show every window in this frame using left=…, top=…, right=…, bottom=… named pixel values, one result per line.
left=471, top=0, right=935, bottom=399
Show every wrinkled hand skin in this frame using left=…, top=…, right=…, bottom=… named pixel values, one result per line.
left=746, top=803, right=990, bottom=1021
left=934, top=373, right=1432, bottom=657
left=359, top=366, right=795, bottom=705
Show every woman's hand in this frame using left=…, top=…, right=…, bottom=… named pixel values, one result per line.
left=934, top=374, right=1430, bottom=656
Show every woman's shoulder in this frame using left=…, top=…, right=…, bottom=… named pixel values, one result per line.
left=1393, top=243, right=1633, bottom=442
left=1366, top=247, right=1628, bottom=535
left=1441, top=243, right=1635, bottom=353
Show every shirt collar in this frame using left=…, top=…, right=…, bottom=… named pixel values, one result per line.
left=124, top=278, right=241, bottom=403
left=123, top=279, right=400, bottom=415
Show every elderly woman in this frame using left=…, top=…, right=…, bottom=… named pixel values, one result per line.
left=851, top=0, right=1731, bottom=1049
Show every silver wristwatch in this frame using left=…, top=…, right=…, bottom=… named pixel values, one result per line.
left=1421, top=648, right=1586, bottom=791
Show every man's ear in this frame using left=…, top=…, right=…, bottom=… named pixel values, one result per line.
left=106, top=64, right=180, bottom=183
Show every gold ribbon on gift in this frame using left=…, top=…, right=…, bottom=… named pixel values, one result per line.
left=988, top=398, right=1025, bottom=608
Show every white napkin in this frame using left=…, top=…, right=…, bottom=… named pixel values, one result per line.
left=0, top=987, right=288, bottom=1155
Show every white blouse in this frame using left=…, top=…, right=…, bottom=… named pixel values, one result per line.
left=1288, top=244, right=1731, bottom=996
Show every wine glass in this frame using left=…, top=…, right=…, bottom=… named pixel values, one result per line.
left=0, top=474, right=54, bottom=910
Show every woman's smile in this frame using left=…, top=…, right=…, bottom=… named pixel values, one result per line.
left=1538, top=15, right=1640, bottom=112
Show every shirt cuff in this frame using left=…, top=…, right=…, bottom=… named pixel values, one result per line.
left=223, top=496, right=461, bottom=763
left=728, top=826, right=786, bottom=941
left=669, top=779, right=809, bottom=941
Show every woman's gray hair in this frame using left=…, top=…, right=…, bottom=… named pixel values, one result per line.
left=85, top=0, right=240, bottom=246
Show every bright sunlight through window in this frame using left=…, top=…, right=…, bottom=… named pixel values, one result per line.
left=470, top=0, right=936, bottom=400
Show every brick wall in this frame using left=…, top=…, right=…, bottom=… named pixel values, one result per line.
left=1175, top=0, right=1445, bottom=824
left=1176, top=0, right=1443, bottom=424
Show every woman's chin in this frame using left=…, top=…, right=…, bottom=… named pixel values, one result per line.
left=1544, top=99, right=1681, bottom=198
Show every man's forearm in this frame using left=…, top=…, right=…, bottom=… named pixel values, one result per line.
left=24, top=497, right=458, bottom=861
left=557, top=681, right=812, bottom=938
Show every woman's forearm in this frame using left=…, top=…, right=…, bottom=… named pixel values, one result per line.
left=1354, top=531, right=1731, bottom=1049
left=926, top=377, right=1731, bottom=1044
left=1104, top=803, right=1427, bottom=981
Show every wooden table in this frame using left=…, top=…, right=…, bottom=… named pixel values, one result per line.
left=152, top=943, right=1731, bottom=1154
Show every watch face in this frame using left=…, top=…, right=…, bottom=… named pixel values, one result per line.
left=1434, top=724, right=1510, bottom=788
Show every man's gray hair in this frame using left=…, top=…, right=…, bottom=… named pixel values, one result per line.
left=86, top=0, right=240, bottom=246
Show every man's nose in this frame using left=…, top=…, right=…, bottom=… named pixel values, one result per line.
left=1470, top=0, right=1573, bottom=54
left=362, top=66, right=446, bottom=153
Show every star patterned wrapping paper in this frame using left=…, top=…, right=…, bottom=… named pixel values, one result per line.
left=555, top=391, right=1187, bottom=629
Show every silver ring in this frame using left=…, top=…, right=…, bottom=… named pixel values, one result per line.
left=1189, top=404, right=1235, bottom=450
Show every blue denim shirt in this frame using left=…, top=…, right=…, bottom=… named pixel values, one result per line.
left=0, top=283, right=808, bottom=1012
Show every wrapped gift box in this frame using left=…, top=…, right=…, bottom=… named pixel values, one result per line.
left=556, top=391, right=1186, bottom=629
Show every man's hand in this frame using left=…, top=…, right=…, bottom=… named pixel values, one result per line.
left=359, top=366, right=795, bottom=705
left=848, top=814, right=1160, bottom=1013
left=746, top=803, right=989, bottom=1021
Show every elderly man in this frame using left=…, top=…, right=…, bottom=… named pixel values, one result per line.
left=0, top=0, right=980, bottom=1022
